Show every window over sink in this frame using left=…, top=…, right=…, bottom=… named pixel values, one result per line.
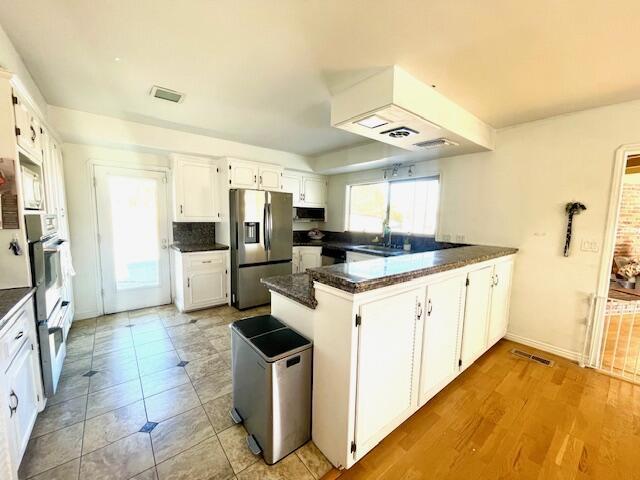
left=347, top=176, right=440, bottom=235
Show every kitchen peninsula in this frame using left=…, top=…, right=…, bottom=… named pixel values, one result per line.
left=262, top=245, right=517, bottom=469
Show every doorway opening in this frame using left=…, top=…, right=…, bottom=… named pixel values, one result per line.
left=586, top=151, right=640, bottom=383
left=94, top=165, right=171, bottom=314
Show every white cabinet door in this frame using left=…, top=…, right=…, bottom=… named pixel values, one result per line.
left=186, top=270, right=226, bottom=309
left=6, top=340, right=39, bottom=463
left=258, top=166, right=282, bottom=191
left=299, top=247, right=322, bottom=272
left=418, top=275, right=466, bottom=406
left=282, top=173, right=303, bottom=206
left=302, top=177, right=326, bottom=206
left=487, top=260, right=514, bottom=347
left=40, top=128, right=58, bottom=217
left=13, top=93, right=42, bottom=163
left=354, top=287, right=423, bottom=458
left=460, top=266, right=493, bottom=368
left=230, top=161, right=258, bottom=189
left=175, top=158, right=219, bottom=222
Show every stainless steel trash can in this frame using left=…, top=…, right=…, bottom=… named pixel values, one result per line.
left=231, top=315, right=312, bottom=464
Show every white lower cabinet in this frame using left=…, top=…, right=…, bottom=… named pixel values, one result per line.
left=487, top=260, right=514, bottom=347
left=293, top=246, right=322, bottom=273
left=0, top=296, right=41, bottom=480
left=295, top=254, right=515, bottom=470
left=460, top=265, right=493, bottom=368
left=173, top=250, right=229, bottom=312
left=418, top=275, right=467, bottom=406
left=354, top=288, right=423, bottom=458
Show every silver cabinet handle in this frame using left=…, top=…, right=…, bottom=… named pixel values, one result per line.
left=416, top=302, right=423, bottom=320
left=259, top=175, right=263, bottom=185
left=14, top=331, right=24, bottom=340
left=9, top=390, right=18, bottom=417
left=180, top=205, right=183, bottom=214
left=427, top=299, right=433, bottom=316
left=187, top=278, right=190, bottom=288
left=495, top=274, right=499, bottom=286
left=202, top=260, right=212, bottom=263
left=253, top=175, right=257, bottom=183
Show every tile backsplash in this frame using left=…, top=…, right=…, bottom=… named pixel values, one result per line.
left=172, top=222, right=216, bottom=245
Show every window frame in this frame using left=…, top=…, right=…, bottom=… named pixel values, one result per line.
left=345, top=174, right=441, bottom=237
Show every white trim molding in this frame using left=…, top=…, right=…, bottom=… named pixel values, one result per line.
left=505, top=332, right=581, bottom=362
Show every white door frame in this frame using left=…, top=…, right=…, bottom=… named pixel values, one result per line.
left=586, top=143, right=640, bottom=367
left=89, top=160, right=173, bottom=316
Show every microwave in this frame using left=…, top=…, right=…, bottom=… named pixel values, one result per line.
left=21, top=165, right=44, bottom=210
left=293, top=206, right=326, bottom=222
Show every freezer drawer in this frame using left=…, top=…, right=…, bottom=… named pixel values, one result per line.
left=232, top=261, right=291, bottom=310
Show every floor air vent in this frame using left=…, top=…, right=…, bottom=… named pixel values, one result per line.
left=510, top=348, right=554, bottom=367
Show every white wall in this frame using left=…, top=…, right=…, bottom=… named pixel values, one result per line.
left=62, top=143, right=169, bottom=319
left=325, top=99, right=640, bottom=359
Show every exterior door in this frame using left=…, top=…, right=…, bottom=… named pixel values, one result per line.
left=419, top=275, right=466, bottom=406
left=95, top=166, right=171, bottom=313
left=354, top=287, right=422, bottom=459
left=460, top=266, right=493, bottom=367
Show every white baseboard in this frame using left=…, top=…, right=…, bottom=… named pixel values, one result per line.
left=504, top=332, right=582, bottom=362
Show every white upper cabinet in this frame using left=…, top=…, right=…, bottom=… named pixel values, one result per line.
left=229, top=159, right=258, bottom=189
left=301, top=176, right=326, bottom=206
left=487, top=260, right=514, bottom=347
left=282, top=170, right=327, bottom=207
left=228, top=158, right=282, bottom=191
left=12, top=91, right=42, bottom=163
left=418, top=275, right=466, bottom=406
left=460, top=265, right=493, bottom=368
left=172, top=155, right=220, bottom=222
left=258, top=165, right=282, bottom=191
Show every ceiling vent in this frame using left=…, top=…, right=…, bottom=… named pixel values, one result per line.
left=149, top=86, right=185, bottom=103
left=414, top=138, right=459, bottom=149
left=381, top=126, right=419, bottom=139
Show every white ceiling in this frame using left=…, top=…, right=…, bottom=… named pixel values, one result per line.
left=1, top=0, right=640, bottom=156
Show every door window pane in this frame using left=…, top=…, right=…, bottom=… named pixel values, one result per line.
left=348, top=182, right=388, bottom=232
left=389, top=178, right=440, bottom=235
left=108, top=176, right=160, bottom=290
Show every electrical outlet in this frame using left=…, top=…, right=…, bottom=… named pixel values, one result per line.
left=581, top=239, right=599, bottom=253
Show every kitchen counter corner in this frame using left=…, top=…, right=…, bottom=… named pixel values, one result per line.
left=261, top=273, right=317, bottom=309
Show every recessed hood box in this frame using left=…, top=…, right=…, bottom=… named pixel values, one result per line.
left=331, top=66, right=495, bottom=155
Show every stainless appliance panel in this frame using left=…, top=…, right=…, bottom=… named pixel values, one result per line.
left=38, top=299, right=68, bottom=397
left=266, top=192, right=293, bottom=263
left=234, top=262, right=291, bottom=310
left=233, top=189, right=267, bottom=265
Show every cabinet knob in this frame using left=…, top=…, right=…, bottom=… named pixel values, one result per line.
left=8, top=390, right=19, bottom=417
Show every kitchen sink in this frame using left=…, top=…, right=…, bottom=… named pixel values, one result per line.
left=351, top=245, right=406, bottom=256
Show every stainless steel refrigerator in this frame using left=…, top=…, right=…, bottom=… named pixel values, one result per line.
left=230, top=189, right=293, bottom=309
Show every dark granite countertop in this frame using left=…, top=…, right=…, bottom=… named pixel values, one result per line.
left=293, top=239, right=466, bottom=257
left=307, top=245, right=518, bottom=294
left=171, top=243, right=229, bottom=253
left=261, top=273, right=318, bottom=309
left=0, top=287, right=36, bottom=331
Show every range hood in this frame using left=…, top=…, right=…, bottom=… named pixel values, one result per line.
left=331, top=66, right=495, bottom=154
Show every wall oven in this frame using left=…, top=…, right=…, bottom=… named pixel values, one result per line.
left=25, top=213, right=68, bottom=397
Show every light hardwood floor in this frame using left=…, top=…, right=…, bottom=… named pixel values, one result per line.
left=322, top=339, right=640, bottom=480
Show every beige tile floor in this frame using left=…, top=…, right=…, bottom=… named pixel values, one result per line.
left=19, top=304, right=332, bottom=480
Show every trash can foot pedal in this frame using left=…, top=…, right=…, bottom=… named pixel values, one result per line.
left=246, top=435, right=262, bottom=456
left=230, top=408, right=243, bottom=425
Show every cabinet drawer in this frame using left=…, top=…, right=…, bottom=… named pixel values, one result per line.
left=185, top=252, right=226, bottom=271
left=1, top=302, right=33, bottom=366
